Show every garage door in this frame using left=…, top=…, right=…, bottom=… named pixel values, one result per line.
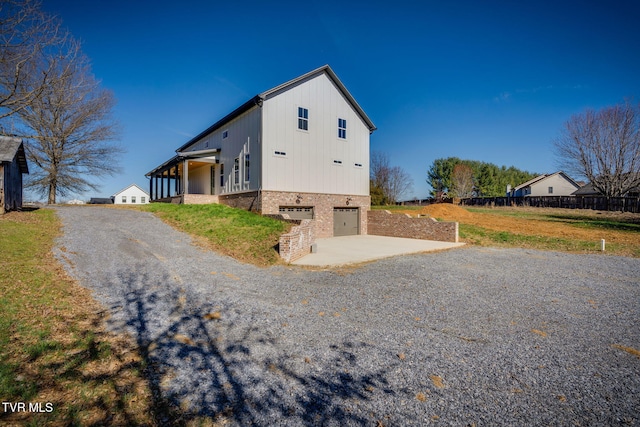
left=279, top=206, right=314, bottom=220
left=333, top=208, right=359, bottom=236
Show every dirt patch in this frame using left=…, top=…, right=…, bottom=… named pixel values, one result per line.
left=390, top=205, right=640, bottom=247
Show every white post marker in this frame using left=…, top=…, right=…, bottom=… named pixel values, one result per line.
left=600, top=239, right=606, bottom=251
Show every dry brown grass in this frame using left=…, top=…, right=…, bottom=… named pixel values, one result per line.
left=387, top=204, right=640, bottom=257
left=612, top=344, right=640, bottom=359
left=0, top=209, right=182, bottom=426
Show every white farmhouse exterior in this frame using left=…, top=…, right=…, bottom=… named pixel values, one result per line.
left=112, top=184, right=150, bottom=205
left=511, top=172, right=580, bottom=197
left=146, top=65, right=376, bottom=237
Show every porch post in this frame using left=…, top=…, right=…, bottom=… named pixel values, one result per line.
left=171, top=166, right=176, bottom=197
left=183, top=159, right=189, bottom=195
left=160, top=170, right=164, bottom=199
left=149, top=177, right=154, bottom=202
left=154, top=175, right=158, bottom=200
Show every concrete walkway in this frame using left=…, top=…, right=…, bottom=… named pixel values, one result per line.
left=292, top=235, right=465, bottom=267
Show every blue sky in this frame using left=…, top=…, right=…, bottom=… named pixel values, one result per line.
left=41, top=0, right=640, bottom=200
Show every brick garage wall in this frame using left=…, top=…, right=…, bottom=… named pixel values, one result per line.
left=368, top=210, right=459, bottom=243
left=261, top=190, right=370, bottom=238
left=218, top=191, right=260, bottom=211
left=278, top=219, right=315, bottom=263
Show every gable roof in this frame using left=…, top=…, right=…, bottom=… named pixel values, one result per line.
left=0, top=136, right=28, bottom=174
left=514, top=171, right=580, bottom=191
left=176, top=65, right=376, bottom=152
left=112, top=183, right=150, bottom=197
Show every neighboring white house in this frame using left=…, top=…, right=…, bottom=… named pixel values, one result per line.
left=146, top=65, right=376, bottom=237
left=510, top=171, right=580, bottom=197
left=112, top=184, right=150, bottom=205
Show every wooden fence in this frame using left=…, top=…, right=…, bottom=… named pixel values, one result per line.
left=459, top=196, right=640, bottom=213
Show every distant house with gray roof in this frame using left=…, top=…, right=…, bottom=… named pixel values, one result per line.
left=510, top=171, right=580, bottom=197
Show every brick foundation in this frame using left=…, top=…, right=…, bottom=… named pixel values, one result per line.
left=278, top=219, right=315, bottom=263
left=261, top=190, right=370, bottom=238
left=368, top=210, right=458, bottom=243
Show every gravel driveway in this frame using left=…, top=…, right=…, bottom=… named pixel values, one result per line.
left=54, top=206, right=640, bottom=426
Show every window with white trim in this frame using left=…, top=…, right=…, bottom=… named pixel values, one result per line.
left=121, top=196, right=126, bottom=203
left=131, top=196, right=136, bottom=203
left=141, top=196, right=146, bottom=203
left=298, top=107, right=308, bottom=131
left=244, top=154, right=250, bottom=182
left=338, top=118, right=347, bottom=139
left=548, top=186, right=553, bottom=194
left=234, top=158, right=240, bottom=184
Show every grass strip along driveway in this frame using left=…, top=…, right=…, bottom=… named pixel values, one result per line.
left=0, top=209, right=171, bottom=426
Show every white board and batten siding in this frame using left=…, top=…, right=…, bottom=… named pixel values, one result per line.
left=183, top=107, right=262, bottom=195
left=261, top=72, right=370, bottom=196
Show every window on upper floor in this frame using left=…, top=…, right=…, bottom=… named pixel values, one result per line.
left=298, top=107, right=308, bottom=131
left=222, top=130, right=229, bottom=139
left=338, top=118, right=347, bottom=139
left=548, top=186, right=553, bottom=194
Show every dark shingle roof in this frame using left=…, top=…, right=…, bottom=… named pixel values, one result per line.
left=0, top=136, right=28, bottom=174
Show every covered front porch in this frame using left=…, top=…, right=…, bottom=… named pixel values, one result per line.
left=146, top=148, right=221, bottom=202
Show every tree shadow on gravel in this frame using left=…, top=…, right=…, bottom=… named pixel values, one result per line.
left=111, top=267, right=397, bottom=426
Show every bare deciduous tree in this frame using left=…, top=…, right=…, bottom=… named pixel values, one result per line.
left=370, top=151, right=414, bottom=204
left=0, top=0, right=65, bottom=122
left=15, top=39, right=123, bottom=203
left=554, top=101, right=640, bottom=197
left=451, top=163, right=474, bottom=198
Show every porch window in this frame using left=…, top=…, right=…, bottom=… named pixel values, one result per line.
left=244, top=154, right=250, bottom=182
left=234, top=158, right=239, bottom=184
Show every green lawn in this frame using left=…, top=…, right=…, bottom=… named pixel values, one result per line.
left=142, top=203, right=291, bottom=266
left=0, top=209, right=162, bottom=426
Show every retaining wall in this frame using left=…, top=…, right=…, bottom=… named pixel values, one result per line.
left=278, top=218, right=316, bottom=263
left=368, top=210, right=458, bottom=243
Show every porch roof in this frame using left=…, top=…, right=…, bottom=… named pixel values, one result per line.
left=145, top=148, right=220, bottom=177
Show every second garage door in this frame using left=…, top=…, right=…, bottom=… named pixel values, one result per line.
left=333, top=208, right=359, bottom=236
